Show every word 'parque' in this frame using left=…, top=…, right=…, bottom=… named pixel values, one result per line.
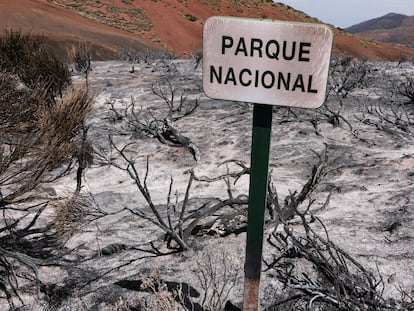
left=208, top=35, right=318, bottom=93
left=221, top=35, right=311, bottom=61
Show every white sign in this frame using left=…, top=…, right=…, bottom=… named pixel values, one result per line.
left=203, top=17, right=333, bottom=108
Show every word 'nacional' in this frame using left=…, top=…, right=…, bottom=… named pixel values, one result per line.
left=211, top=36, right=317, bottom=93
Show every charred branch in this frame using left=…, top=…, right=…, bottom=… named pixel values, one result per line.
left=265, top=216, right=393, bottom=310
left=151, top=77, right=199, bottom=121
left=398, top=76, right=414, bottom=105
left=108, top=91, right=200, bottom=161
left=356, top=101, right=414, bottom=140
left=111, top=142, right=189, bottom=251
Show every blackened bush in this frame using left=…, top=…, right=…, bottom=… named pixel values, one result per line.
left=18, top=50, right=71, bottom=100
left=0, top=29, right=71, bottom=101
left=398, top=76, right=414, bottom=105
left=0, top=29, right=42, bottom=71
left=0, top=28, right=74, bottom=136
left=0, top=70, right=47, bottom=134
left=0, top=30, right=93, bottom=308
left=68, top=43, right=92, bottom=89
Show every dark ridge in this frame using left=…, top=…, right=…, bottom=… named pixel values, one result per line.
left=346, top=13, right=407, bottom=33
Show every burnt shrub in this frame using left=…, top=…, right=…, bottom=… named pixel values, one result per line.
left=398, top=76, right=414, bottom=105
left=0, top=29, right=93, bottom=309
left=0, top=29, right=71, bottom=102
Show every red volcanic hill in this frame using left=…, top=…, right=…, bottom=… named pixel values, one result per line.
left=0, top=0, right=158, bottom=59
left=1, top=0, right=414, bottom=61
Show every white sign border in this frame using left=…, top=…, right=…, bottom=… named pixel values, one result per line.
left=203, top=16, right=334, bottom=108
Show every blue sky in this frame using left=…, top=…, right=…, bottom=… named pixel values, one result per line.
left=275, top=1, right=414, bottom=28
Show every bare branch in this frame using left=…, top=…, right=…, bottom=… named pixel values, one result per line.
left=112, top=142, right=189, bottom=251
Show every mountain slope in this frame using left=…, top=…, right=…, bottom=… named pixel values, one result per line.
left=0, top=0, right=158, bottom=59
left=346, top=13, right=414, bottom=47
left=1, top=0, right=413, bottom=61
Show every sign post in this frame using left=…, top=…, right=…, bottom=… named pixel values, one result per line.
left=203, top=16, right=333, bottom=310
left=243, top=103, right=273, bottom=310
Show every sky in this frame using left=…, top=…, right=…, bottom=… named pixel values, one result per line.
left=275, top=0, right=414, bottom=28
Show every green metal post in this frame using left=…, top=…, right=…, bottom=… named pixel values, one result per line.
left=243, top=103, right=273, bottom=311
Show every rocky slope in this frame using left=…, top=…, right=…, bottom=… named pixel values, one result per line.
left=347, top=13, right=414, bottom=47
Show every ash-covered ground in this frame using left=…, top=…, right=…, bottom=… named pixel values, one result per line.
left=2, top=58, right=414, bottom=310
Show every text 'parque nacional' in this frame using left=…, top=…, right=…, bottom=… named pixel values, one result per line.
left=203, top=17, right=333, bottom=108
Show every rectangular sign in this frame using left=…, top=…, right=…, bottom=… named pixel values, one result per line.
left=203, top=16, right=333, bottom=108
